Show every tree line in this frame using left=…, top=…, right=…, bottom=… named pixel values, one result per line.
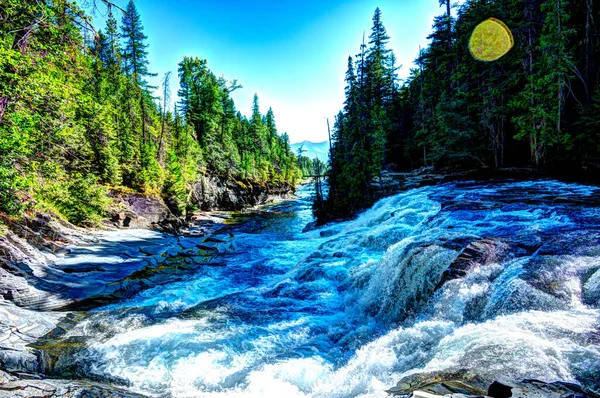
left=0, top=0, right=302, bottom=225
left=323, top=0, right=600, bottom=219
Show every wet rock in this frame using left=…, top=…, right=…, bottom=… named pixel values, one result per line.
left=520, top=256, right=581, bottom=302
left=583, top=268, right=600, bottom=306
left=196, top=244, right=218, bottom=252
left=487, top=380, right=513, bottom=397
left=389, top=373, right=600, bottom=397
left=204, top=236, right=226, bottom=244
left=0, top=349, right=42, bottom=375
left=386, top=369, right=489, bottom=396
left=436, top=238, right=511, bottom=290
left=61, top=265, right=105, bottom=274
left=205, top=262, right=226, bottom=267
left=319, top=229, right=338, bottom=238
left=537, top=230, right=600, bottom=257
left=0, top=264, right=72, bottom=311
left=0, top=377, right=149, bottom=397
left=302, top=221, right=318, bottom=232
left=155, top=216, right=186, bottom=234
left=0, top=300, right=66, bottom=381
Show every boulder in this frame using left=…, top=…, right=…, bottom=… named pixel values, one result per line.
left=436, top=238, right=510, bottom=290
left=583, top=268, right=600, bottom=306
left=107, top=192, right=173, bottom=229
left=0, top=376, right=149, bottom=397
left=386, top=369, right=489, bottom=396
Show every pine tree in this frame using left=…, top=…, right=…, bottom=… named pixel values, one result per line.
left=121, top=0, right=157, bottom=178
left=121, top=0, right=154, bottom=86
left=105, top=10, right=121, bottom=72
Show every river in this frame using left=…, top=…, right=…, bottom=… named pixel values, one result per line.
left=47, top=180, right=600, bottom=397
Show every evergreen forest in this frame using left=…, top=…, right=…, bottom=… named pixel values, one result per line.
left=324, top=0, right=600, bottom=219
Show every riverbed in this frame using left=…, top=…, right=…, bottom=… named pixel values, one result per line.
left=33, top=181, right=600, bottom=397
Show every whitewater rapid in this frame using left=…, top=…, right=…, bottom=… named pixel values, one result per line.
left=51, top=181, right=600, bottom=397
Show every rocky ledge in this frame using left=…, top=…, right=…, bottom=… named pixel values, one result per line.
left=106, top=177, right=294, bottom=231
left=0, top=209, right=234, bottom=396
left=387, top=370, right=600, bottom=397
left=191, top=175, right=295, bottom=211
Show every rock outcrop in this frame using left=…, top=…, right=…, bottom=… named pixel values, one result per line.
left=436, top=238, right=511, bottom=291
left=0, top=371, right=149, bottom=398
left=583, top=267, right=600, bottom=306
left=191, top=176, right=294, bottom=211
left=106, top=178, right=294, bottom=231
left=0, top=209, right=229, bottom=395
left=387, top=370, right=600, bottom=397
left=107, top=191, right=183, bottom=233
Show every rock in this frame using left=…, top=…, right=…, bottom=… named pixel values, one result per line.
left=388, top=373, right=600, bottom=398
left=410, top=392, right=446, bottom=398
left=387, top=369, right=489, bottom=396
left=487, top=380, right=513, bottom=397
left=436, top=238, right=510, bottom=290
left=0, top=378, right=149, bottom=397
left=204, top=236, right=226, bottom=244
left=204, top=262, right=226, bottom=267
left=319, top=229, right=337, bottom=238
left=196, top=244, right=218, bottom=252
left=517, top=379, right=598, bottom=398
left=583, top=268, right=600, bottom=306
left=0, top=300, right=65, bottom=380
left=190, top=176, right=294, bottom=211
left=0, top=349, right=42, bottom=375
left=107, top=191, right=173, bottom=229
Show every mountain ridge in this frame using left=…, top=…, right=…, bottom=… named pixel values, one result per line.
left=291, top=140, right=329, bottom=161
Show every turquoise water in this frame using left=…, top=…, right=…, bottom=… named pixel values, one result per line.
left=54, top=181, right=600, bottom=397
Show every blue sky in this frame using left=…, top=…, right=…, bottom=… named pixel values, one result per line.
left=86, top=0, right=457, bottom=143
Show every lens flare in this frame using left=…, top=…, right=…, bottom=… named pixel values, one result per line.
left=469, top=18, right=514, bottom=62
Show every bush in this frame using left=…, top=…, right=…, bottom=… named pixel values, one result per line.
left=37, top=173, right=111, bottom=226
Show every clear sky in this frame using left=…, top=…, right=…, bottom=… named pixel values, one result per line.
left=86, top=0, right=457, bottom=144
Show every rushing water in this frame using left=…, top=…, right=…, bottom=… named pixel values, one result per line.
left=51, top=181, right=600, bottom=397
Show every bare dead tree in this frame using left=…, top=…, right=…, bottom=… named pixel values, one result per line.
left=82, top=0, right=125, bottom=15
left=157, top=71, right=172, bottom=163
left=226, top=79, right=243, bottom=94
left=0, top=97, right=8, bottom=123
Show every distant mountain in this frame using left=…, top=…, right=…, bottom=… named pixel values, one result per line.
left=290, top=140, right=329, bottom=161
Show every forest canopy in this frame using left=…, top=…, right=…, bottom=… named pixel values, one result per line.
left=322, top=0, right=600, bottom=219
left=0, top=0, right=304, bottom=225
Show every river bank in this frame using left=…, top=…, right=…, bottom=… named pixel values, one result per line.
left=0, top=177, right=295, bottom=396
left=0, top=210, right=233, bottom=396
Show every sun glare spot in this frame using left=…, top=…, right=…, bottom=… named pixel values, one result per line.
left=469, top=18, right=514, bottom=62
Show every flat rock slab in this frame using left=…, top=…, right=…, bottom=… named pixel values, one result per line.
left=0, top=371, right=148, bottom=398
left=389, top=371, right=599, bottom=397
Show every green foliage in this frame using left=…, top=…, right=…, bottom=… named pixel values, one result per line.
left=163, top=152, right=187, bottom=215
left=0, top=0, right=300, bottom=225
left=322, top=8, right=398, bottom=217
left=324, top=1, right=600, bottom=220
left=37, top=174, right=110, bottom=226
left=177, top=57, right=301, bottom=185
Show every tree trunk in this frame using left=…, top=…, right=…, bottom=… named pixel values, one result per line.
left=140, top=93, right=147, bottom=168
left=12, top=26, right=33, bottom=52
left=528, top=26, right=537, bottom=166
left=585, top=0, right=593, bottom=94
left=0, top=97, right=8, bottom=123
